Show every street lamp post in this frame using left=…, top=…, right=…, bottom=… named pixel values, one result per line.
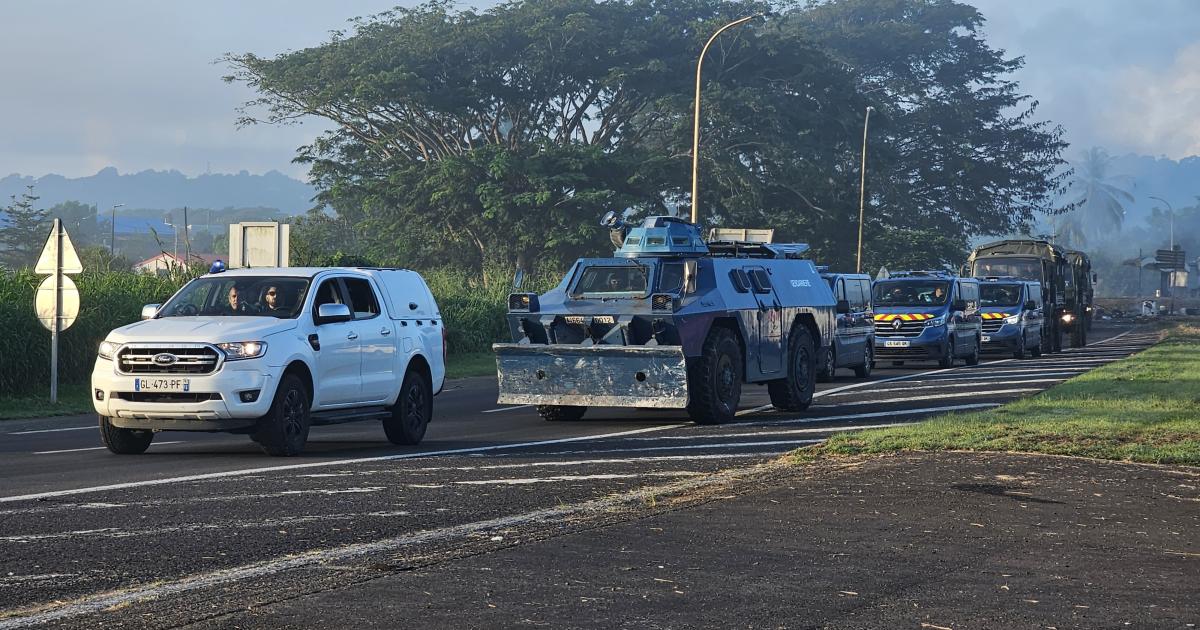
left=1149, top=195, right=1174, bottom=250
left=855, top=106, right=874, bottom=273
left=690, top=14, right=762, bottom=225
left=109, top=203, right=125, bottom=256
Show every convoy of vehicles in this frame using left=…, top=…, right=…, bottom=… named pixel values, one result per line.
left=87, top=219, right=1094, bottom=454
left=90, top=266, right=446, bottom=456
left=870, top=271, right=982, bottom=368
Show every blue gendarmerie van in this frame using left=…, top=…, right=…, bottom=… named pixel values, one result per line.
left=979, top=276, right=1044, bottom=359
left=871, top=271, right=982, bottom=368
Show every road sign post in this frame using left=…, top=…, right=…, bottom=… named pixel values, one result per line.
left=34, top=219, right=83, bottom=403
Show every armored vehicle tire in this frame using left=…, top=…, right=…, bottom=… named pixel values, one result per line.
left=938, top=339, right=955, bottom=368
left=767, top=325, right=817, bottom=413
left=384, top=369, right=432, bottom=445
left=253, top=374, right=311, bottom=457
left=688, top=327, right=744, bottom=424
left=99, top=416, right=154, bottom=455
left=816, top=347, right=836, bottom=383
left=854, top=345, right=873, bottom=378
left=965, top=337, right=981, bottom=366
left=537, top=405, right=587, bottom=422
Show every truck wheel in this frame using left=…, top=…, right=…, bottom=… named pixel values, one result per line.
left=384, top=369, right=432, bottom=444
left=965, top=337, right=980, bottom=366
left=1031, top=338, right=1042, bottom=357
left=253, top=374, right=311, bottom=457
left=767, top=325, right=816, bottom=413
left=1013, top=338, right=1027, bottom=360
left=688, top=327, right=744, bottom=424
left=938, top=339, right=955, bottom=368
left=854, top=345, right=873, bottom=378
left=816, top=347, right=836, bottom=383
left=99, top=416, right=153, bottom=455
left=1051, top=324, right=1063, bottom=353
left=1071, top=322, right=1086, bottom=348
left=537, top=405, right=587, bottom=422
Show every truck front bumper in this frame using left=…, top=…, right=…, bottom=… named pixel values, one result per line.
left=874, top=326, right=949, bottom=360
left=493, top=343, right=689, bottom=408
left=91, top=359, right=278, bottom=431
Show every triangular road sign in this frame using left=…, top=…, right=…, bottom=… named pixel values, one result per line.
left=34, top=220, right=83, bottom=274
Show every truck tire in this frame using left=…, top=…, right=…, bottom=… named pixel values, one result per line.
left=537, top=405, right=587, bottom=422
left=1070, top=321, right=1086, bottom=348
left=767, top=325, right=816, bottom=413
left=384, top=368, right=432, bottom=445
left=965, top=337, right=980, bottom=365
left=1013, top=337, right=1027, bottom=360
left=816, top=346, right=836, bottom=382
left=853, top=344, right=873, bottom=378
left=688, top=327, right=744, bottom=424
left=253, top=374, right=311, bottom=457
left=938, top=338, right=955, bottom=368
left=99, top=416, right=153, bottom=455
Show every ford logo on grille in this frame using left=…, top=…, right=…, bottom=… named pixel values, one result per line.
left=892, top=319, right=903, bottom=331
left=152, top=353, right=179, bottom=366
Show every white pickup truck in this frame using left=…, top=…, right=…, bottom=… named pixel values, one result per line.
left=91, top=266, right=446, bottom=456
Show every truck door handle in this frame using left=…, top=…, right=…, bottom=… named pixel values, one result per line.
left=347, top=331, right=359, bottom=340
left=380, top=328, right=391, bottom=336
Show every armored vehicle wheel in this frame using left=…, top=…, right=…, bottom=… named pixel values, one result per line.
left=384, top=369, right=432, bottom=445
left=965, top=337, right=981, bottom=366
left=99, top=416, right=154, bottom=455
left=938, top=339, right=955, bottom=368
left=687, top=327, right=744, bottom=424
left=537, top=405, right=587, bottom=422
left=253, top=374, right=311, bottom=457
left=816, top=347, right=836, bottom=383
left=767, top=325, right=816, bottom=413
left=854, top=345, right=873, bottom=378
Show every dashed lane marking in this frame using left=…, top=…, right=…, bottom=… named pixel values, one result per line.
left=33, top=442, right=184, bottom=455
left=617, top=422, right=919, bottom=441
left=8, top=426, right=93, bottom=436
left=819, top=378, right=1069, bottom=396
left=482, top=405, right=533, bottom=414
left=810, top=388, right=1042, bottom=408
left=522, top=439, right=825, bottom=457
left=749, top=403, right=1001, bottom=426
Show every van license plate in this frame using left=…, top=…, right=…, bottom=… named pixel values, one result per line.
left=135, top=378, right=191, bottom=393
left=884, top=340, right=910, bottom=348
left=982, top=336, right=992, bottom=343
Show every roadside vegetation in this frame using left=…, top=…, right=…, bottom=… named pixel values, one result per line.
left=804, top=324, right=1200, bottom=466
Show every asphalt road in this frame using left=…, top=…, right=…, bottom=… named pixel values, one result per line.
left=0, top=321, right=1159, bottom=627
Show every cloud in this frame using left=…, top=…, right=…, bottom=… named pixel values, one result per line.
left=1101, top=43, right=1200, bottom=159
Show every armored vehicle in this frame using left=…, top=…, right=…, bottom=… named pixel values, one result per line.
left=967, top=240, right=1067, bottom=352
left=871, top=271, right=982, bottom=368
left=818, top=272, right=875, bottom=380
left=1064, top=250, right=1095, bottom=341
left=978, top=276, right=1044, bottom=359
left=493, top=215, right=837, bottom=424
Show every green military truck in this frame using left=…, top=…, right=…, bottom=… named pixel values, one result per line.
left=1064, top=250, right=1095, bottom=342
left=967, top=239, right=1068, bottom=352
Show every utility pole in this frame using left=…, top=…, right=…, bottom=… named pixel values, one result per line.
left=183, top=206, right=190, bottom=264
left=855, top=106, right=873, bottom=274
left=109, top=203, right=125, bottom=255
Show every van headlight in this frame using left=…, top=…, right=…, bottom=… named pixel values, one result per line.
left=98, top=340, right=120, bottom=360
left=925, top=316, right=947, bottom=327
left=217, top=341, right=267, bottom=360
left=1004, top=315, right=1020, bottom=325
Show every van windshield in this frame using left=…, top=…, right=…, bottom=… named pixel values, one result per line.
left=572, top=265, right=649, bottom=297
left=981, top=284, right=1022, bottom=307
left=872, top=281, right=950, bottom=307
left=159, top=277, right=310, bottom=318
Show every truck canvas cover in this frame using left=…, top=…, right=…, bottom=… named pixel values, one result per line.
left=968, top=240, right=1065, bottom=264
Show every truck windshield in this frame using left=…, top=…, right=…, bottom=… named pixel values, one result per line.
left=973, top=258, right=1042, bottom=281
left=872, top=281, right=951, bottom=307
left=159, top=277, right=311, bottom=318
left=980, top=284, right=1022, bottom=307
left=572, top=265, right=649, bottom=297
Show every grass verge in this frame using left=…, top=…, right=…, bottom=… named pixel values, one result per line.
left=802, top=324, right=1200, bottom=466
left=445, top=352, right=496, bottom=380
left=0, top=386, right=95, bottom=421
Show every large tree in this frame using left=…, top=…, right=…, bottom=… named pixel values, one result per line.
left=0, top=186, right=49, bottom=270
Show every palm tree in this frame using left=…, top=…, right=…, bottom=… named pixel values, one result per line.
left=1060, top=147, right=1134, bottom=244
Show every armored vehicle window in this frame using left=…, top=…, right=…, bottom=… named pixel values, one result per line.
left=973, top=258, right=1042, bottom=281
left=659, top=262, right=684, bottom=294
left=981, top=284, right=1022, bottom=307
left=342, top=277, right=381, bottom=320
left=872, top=281, right=950, bottom=306
left=748, top=269, right=773, bottom=294
left=572, top=265, right=648, bottom=296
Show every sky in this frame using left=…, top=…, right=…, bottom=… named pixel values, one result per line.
left=1, top=0, right=1198, bottom=180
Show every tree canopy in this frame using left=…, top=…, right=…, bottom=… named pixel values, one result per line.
left=225, top=0, right=1070, bottom=275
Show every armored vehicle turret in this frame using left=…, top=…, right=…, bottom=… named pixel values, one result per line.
left=493, top=215, right=837, bottom=424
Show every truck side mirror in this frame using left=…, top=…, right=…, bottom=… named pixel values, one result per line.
left=835, top=299, right=851, bottom=314
left=316, top=303, right=352, bottom=325
left=951, top=299, right=967, bottom=312
left=141, top=304, right=161, bottom=320
left=1025, top=300, right=1037, bottom=311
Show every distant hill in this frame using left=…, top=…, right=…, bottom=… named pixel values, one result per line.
left=0, top=167, right=316, bottom=216
left=1106, top=153, right=1200, bottom=222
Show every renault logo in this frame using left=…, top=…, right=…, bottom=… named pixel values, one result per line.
left=892, top=319, right=903, bottom=331
left=152, top=353, right=178, bottom=366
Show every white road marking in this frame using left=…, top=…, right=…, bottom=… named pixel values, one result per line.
left=820, top=378, right=1068, bottom=396
left=408, top=453, right=768, bottom=471
left=8, top=426, right=93, bottom=435
left=33, top=442, right=184, bottom=455
left=751, top=403, right=1001, bottom=426
left=452, top=472, right=700, bottom=486
left=621, top=422, right=919, bottom=441
left=529, top=439, right=825, bottom=456
left=810, top=388, right=1041, bottom=408
left=0, top=469, right=759, bottom=629
left=482, top=405, right=533, bottom=414
left=0, top=424, right=687, bottom=504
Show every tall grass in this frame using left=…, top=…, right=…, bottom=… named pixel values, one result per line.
left=0, top=266, right=562, bottom=396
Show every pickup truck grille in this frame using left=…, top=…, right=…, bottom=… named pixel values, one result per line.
left=873, top=320, right=926, bottom=338
left=117, top=346, right=220, bottom=375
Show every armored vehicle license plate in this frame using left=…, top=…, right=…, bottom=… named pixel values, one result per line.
left=135, top=378, right=191, bottom=393
left=883, top=340, right=910, bottom=348
left=982, top=335, right=992, bottom=342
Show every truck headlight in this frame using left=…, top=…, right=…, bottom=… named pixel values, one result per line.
left=1061, top=313, right=1074, bottom=323
left=925, top=316, right=947, bottom=327
left=98, top=340, right=120, bottom=360
left=217, top=341, right=267, bottom=360
left=1004, top=315, right=1020, bottom=325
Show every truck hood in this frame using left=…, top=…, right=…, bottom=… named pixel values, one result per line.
left=106, top=317, right=298, bottom=344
